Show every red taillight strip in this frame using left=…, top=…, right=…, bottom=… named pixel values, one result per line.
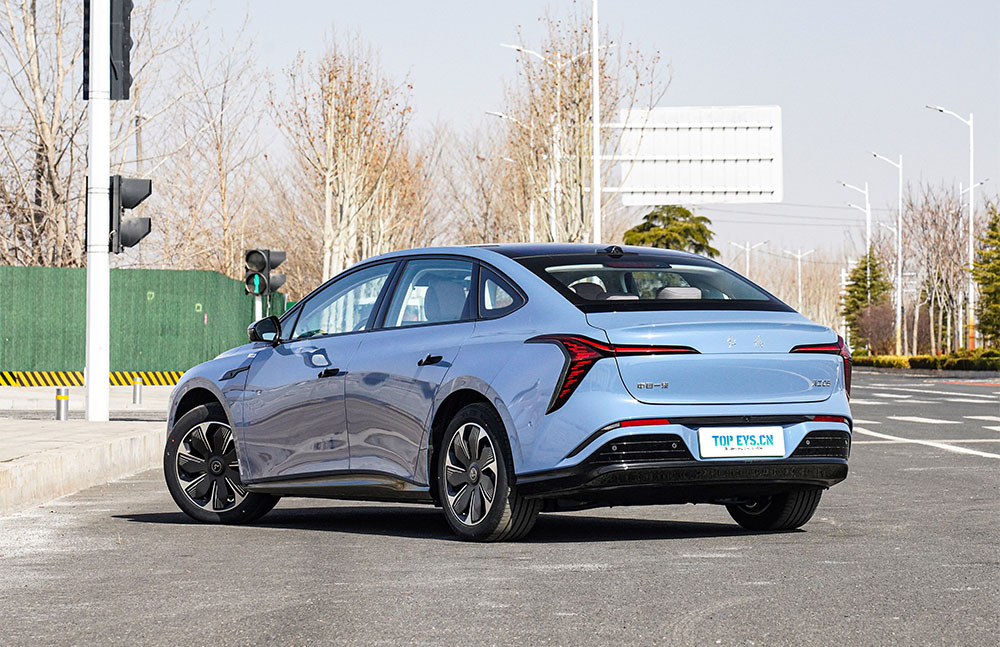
left=527, top=335, right=697, bottom=413
left=790, top=336, right=852, bottom=399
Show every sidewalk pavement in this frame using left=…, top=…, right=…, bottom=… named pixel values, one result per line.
left=0, top=387, right=171, bottom=516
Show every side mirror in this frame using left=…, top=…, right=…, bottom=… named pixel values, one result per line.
left=248, top=315, right=281, bottom=343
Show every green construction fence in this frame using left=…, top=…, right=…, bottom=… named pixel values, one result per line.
left=0, top=266, right=285, bottom=372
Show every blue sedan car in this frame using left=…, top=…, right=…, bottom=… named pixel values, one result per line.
left=164, top=244, right=852, bottom=541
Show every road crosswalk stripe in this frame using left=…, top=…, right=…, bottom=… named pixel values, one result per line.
left=945, top=398, right=998, bottom=403
left=964, top=415, right=1000, bottom=422
left=853, top=419, right=882, bottom=424
left=854, top=426, right=1000, bottom=459
left=862, top=384, right=997, bottom=398
left=886, top=416, right=960, bottom=425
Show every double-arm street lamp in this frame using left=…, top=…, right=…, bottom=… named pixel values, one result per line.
left=926, top=104, right=976, bottom=348
left=872, top=152, right=903, bottom=355
left=839, top=180, right=872, bottom=304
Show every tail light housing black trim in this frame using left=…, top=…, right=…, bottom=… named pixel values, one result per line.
left=790, top=335, right=852, bottom=398
left=527, top=334, right=698, bottom=413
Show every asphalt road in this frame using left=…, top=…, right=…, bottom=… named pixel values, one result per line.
left=2, top=368, right=998, bottom=646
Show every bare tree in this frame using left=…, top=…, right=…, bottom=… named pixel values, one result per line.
left=276, top=36, right=416, bottom=281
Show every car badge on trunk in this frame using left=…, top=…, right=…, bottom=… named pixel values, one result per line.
left=727, top=336, right=737, bottom=348
left=754, top=335, right=765, bottom=348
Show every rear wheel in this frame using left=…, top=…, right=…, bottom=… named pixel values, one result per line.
left=437, top=404, right=540, bottom=542
left=726, top=489, right=822, bottom=531
left=164, top=403, right=279, bottom=524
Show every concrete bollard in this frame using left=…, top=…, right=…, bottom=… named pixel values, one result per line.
left=132, top=376, right=143, bottom=405
left=56, top=387, right=69, bottom=421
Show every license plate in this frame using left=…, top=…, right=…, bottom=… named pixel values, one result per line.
left=698, top=426, right=785, bottom=458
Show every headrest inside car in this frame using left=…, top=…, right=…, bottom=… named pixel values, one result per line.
left=657, top=286, right=702, bottom=300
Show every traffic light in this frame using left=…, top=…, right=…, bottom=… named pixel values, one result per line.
left=83, top=0, right=135, bottom=100
left=244, top=250, right=286, bottom=296
left=110, top=175, right=152, bottom=254
left=110, top=0, right=134, bottom=100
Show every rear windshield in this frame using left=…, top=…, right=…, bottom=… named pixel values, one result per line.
left=513, top=252, right=791, bottom=312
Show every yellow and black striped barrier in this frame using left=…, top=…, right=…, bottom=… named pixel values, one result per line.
left=0, top=371, right=184, bottom=387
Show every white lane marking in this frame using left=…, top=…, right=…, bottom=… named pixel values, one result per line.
left=861, top=384, right=998, bottom=398
left=849, top=399, right=885, bottom=405
left=853, top=419, right=882, bottom=424
left=964, top=415, right=1000, bottom=422
left=854, top=439, right=1000, bottom=445
left=873, top=393, right=911, bottom=399
left=944, top=398, right=997, bottom=404
left=985, top=426, right=1000, bottom=433
left=887, top=416, right=961, bottom=425
left=854, top=426, right=1000, bottom=459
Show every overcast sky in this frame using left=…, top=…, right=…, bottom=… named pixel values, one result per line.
left=200, top=0, right=999, bottom=266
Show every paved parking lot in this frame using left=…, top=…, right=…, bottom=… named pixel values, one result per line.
left=1, top=368, right=998, bottom=646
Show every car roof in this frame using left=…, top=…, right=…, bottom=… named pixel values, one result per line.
left=366, top=243, right=705, bottom=264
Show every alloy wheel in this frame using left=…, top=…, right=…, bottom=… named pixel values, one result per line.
left=444, top=423, right=498, bottom=526
left=173, top=421, right=247, bottom=512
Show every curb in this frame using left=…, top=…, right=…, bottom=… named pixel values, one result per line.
left=0, top=424, right=166, bottom=516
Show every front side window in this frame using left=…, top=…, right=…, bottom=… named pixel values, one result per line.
left=290, top=263, right=393, bottom=340
left=384, top=258, right=474, bottom=327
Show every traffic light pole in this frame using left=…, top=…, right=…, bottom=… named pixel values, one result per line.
left=254, top=295, right=263, bottom=322
left=85, top=0, right=111, bottom=422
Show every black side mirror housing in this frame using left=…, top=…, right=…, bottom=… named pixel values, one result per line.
left=248, top=315, right=281, bottom=343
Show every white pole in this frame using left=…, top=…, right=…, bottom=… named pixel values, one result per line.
left=548, top=139, right=557, bottom=242
left=896, top=156, right=903, bottom=354
left=864, top=181, right=871, bottom=304
left=873, top=152, right=904, bottom=355
left=85, top=0, right=111, bottom=422
left=968, top=113, right=975, bottom=349
left=591, top=0, right=601, bottom=244
left=784, top=249, right=814, bottom=312
left=254, top=295, right=263, bottom=322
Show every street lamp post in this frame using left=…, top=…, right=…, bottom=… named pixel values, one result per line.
left=926, top=105, right=975, bottom=348
left=783, top=248, right=815, bottom=312
left=591, top=0, right=601, bottom=244
left=872, top=152, right=903, bottom=355
left=486, top=111, right=538, bottom=243
left=840, top=180, right=872, bottom=303
left=730, top=240, right=767, bottom=279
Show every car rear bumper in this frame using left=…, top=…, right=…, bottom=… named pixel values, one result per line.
left=516, top=457, right=848, bottom=508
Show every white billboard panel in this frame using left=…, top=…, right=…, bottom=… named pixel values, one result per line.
left=613, top=105, right=783, bottom=205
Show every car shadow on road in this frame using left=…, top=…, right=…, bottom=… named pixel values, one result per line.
left=117, top=504, right=782, bottom=543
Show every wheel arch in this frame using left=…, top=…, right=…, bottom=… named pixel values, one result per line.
left=426, top=385, right=517, bottom=504
left=169, top=384, right=229, bottom=429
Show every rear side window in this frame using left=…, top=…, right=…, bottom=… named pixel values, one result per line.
left=383, top=258, right=475, bottom=327
left=514, top=252, right=790, bottom=312
left=479, top=267, right=524, bottom=319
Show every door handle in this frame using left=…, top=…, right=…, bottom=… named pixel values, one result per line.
left=417, top=354, right=443, bottom=367
left=318, top=368, right=341, bottom=378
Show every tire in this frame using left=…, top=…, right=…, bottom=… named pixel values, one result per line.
left=726, top=489, right=823, bottom=531
left=164, top=403, right=279, bottom=524
left=436, top=403, right=541, bottom=542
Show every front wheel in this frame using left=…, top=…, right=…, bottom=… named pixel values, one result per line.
left=726, top=489, right=822, bottom=531
left=437, top=404, right=540, bottom=542
left=164, top=403, right=279, bottom=524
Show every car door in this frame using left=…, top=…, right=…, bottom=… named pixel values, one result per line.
left=346, top=257, right=476, bottom=481
left=240, top=262, right=396, bottom=482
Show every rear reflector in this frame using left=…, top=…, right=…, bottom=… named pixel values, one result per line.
left=620, top=418, right=673, bottom=428
left=812, top=415, right=848, bottom=425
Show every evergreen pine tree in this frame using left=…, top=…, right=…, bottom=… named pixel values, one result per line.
left=972, top=203, right=1000, bottom=346
left=841, top=251, right=893, bottom=350
left=623, top=205, right=719, bottom=257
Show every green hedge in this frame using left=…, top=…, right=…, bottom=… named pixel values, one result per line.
left=852, top=354, right=1000, bottom=371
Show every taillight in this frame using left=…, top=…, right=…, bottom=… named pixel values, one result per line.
left=527, top=335, right=698, bottom=413
left=790, top=335, right=852, bottom=398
